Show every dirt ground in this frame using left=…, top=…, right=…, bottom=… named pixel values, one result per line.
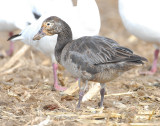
left=0, top=0, right=160, bottom=126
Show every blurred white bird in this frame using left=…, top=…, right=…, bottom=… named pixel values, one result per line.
left=0, top=0, right=37, bottom=56
left=119, top=0, right=160, bottom=75
left=9, top=0, right=101, bottom=91
left=29, top=0, right=74, bottom=16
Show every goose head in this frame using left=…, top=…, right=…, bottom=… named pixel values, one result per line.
left=33, top=16, right=63, bottom=40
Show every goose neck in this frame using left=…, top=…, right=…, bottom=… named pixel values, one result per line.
left=55, top=24, right=73, bottom=63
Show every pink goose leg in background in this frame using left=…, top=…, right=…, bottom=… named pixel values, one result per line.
left=7, top=32, right=14, bottom=56
left=52, top=63, right=67, bottom=91
left=140, top=48, right=159, bottom=75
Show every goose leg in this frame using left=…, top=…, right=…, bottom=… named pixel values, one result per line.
left=99, top=83, right=106, bottom=108
left=150, top=49, right=159, bottom=73
left=78, top=78, right=81, bottom=87
left=52, top=63, right=66, bottom=91
left=77, top=79, right=88, bottom=108
left=140, top=48, right=159, bottom=75
left=7, top=32, right=14, bottom=56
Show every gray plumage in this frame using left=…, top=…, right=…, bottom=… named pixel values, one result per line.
left=33, top=16, right=147, bottom=108
left=61, top=36, right=146, bottom=83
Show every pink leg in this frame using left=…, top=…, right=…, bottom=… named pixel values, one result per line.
left=7, top=32, right=14, bottom=56
left=52, top=63, right=67, bottom=91
left=140, top=49, right=159, bottom=75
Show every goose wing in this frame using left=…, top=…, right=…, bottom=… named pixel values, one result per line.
left=68, top=36, right=146, bottom=74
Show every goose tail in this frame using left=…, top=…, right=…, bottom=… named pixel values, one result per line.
left=127, top=55, right=148, bottom=66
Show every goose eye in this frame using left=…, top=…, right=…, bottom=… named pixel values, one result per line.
left=47, top=23, right=50, bottom=26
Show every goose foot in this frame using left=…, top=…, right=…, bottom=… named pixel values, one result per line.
left=54, top=83, right=67, bottom=91
left=140, top=49, right=159, bottom=75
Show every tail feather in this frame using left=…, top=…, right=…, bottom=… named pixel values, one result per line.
left=126, top=55, right=148, bottom=65
left=128, top=60, right=145, bottom=65
left=8, top=34, right=23, bottom=41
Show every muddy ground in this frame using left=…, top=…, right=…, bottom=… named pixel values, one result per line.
left=0, top=0, right=160, bottom=126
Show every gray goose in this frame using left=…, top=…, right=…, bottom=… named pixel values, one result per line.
left=33, top=16, right=147, bottom=108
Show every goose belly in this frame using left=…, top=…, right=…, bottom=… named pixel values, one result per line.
left=91, top=62, right=136, bottom=83
left=92, top=70, right=125, bottom=83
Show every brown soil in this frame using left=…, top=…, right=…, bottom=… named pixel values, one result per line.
left=0, top=0, right=160, bottom=126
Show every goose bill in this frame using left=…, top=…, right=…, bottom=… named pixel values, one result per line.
left=33, top=28, right=46, bottom=40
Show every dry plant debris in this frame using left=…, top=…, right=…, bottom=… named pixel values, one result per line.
left=0, top=0, right=160, bottom=125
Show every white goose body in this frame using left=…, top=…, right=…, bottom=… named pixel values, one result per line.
left=0, top=0, right=36, bottom=31
left=118, top=0, right=160, bottom=75
left=119, top=0, right=160, bottom=43
left=29, top=0, right=73, bottom=16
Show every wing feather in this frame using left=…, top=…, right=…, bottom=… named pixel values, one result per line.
left=68, top=36, right=146, bottom=74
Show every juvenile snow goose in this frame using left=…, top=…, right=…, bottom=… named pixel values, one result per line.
left=33, top=16, right=147, bottom=108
